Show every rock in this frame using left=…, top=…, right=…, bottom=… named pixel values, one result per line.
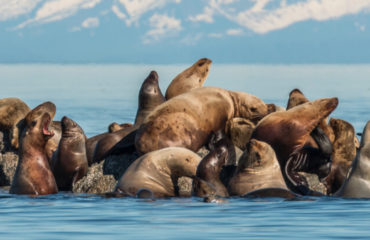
left=177, top=177, right=193, bottom=197
left=73, top=161, right=117, bottom=194
left=0, top=152, right=18, bottom=186
left=299, top=172, right=327, bottom=194
left=73, top=152, right=139, bottom=194
left=196, top=147, right=210, bottom=158
left=225, top=118, right=255, bottom=151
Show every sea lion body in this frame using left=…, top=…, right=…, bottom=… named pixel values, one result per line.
left=324, top=118, right=356, bottom=194
left=0, top=98, right=30, bottom=149
left=228, top=139, right=288, bottom=196
left=252, top=97, right=338, bottom=194
left=135, top=86, right=268, bottom=155
left=52, top=116, right=88, bottom=191
left=108, top=122, right=133, bottom=133
left=165, top=58, right=212, bottom=100
left=336, top=121, right=370, bottom=198
left=10, top=102, right=58, bottom=195
left=115, top=147, right=201, bottom=197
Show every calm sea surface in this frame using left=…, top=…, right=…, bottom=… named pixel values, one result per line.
left=0, top=64, right=369, bottom=239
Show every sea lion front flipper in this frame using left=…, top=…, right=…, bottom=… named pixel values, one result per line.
left=311, top=127, right=333, bottom=157
left=285, top=151, right=310, bottom=195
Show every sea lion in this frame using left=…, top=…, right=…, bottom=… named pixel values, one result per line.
left=0, top=98, right=30, bottom=149
left=108, top=122, right=133, bottom=133
left=51, top=116, right=88, bottom=191
left=115, top=147, right=201, bottom=197
left=324, top=118, right=356, bottom=194
left=135, top=86, right=268, bottom=155
left=134, top=70, right=165, bottom=126
left=193, top=138, right=234, bottom=198
left=252, top=97, right=338, bottom=195
left=92, top=71, right=165, bottom=163
left=336, top=121, right=370, bottom=198
left=85, top=132, right=110, bottom=165
left=243, top=188, right=298, bottom=199
left=45, top=121, right=62, bottom=163
left=228, top=139, right=288, bottom=196
left=286, top=88, right=335, bottom=143
left=165, top=58, right=212, bottom=100
left=225, top=117, right=255, bottom=151
left=9, top=102, right=58, bottom=195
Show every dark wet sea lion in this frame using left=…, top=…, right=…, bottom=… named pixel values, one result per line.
left=52, top=116, right=88, bottom=191
left=92, top=71, right=164, bottom=163
left=193, top=138, right=234, bottom=198
left=165, top=58, right=212, bottom=100
left=228, top=139, right=288, bottom=196
left=115, top=147, right=201, bottom=197
left=108, top=122, right=133, bottom=133
left=243, top=188, right=298, bottom=199
left=336, top=121, right=370, bottom=198
left=286, top=88, right=335, bottom=143
left=252, top=97, right=338, bottom=195
left=324, top=118, right=356, bottom=194
left=135, top=86, right=268, bottom=155
left=134, top=71, right=165, bottom=126
left=0, top=98, right=30, bottom=149
left=10, top=102, right=58, bottom=195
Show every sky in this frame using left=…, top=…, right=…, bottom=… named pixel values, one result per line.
left=0, top=0, right=370, bottom=64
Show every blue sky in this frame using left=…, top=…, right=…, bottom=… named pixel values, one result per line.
left=0, top=0, right=370, bottom=63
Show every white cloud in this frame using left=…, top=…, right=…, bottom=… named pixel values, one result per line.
left=226, top=28, right=243, bottom=35
left=189, top=6, right=214, bottom=23
left=143, top=13, right=182, bottom=43
left=112, top=5, right=127, bottom=20
left=16, top=0, right=101, bottom=29
left=355, top=22, right=366, bottom=32
left=82, top=17, right=99, bottom=28
left=117, top=0, right=181, bottom=26
left=0, top=0, right=42, bottom=21
left=212, top=0, right=370, bottom=34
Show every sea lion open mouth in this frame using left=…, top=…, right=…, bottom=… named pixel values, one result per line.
left=42, top=117, right=54, bottom=137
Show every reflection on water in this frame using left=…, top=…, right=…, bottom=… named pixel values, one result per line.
left=0, top=64, right=370, bottom=239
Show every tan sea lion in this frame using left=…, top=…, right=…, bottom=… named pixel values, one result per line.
left=134, top=70, right=165, bottom=125
left=324, top=118, right=356, bottom=195
left=228, top=139, right=288, bottom=196
left=115, top=147, right=201, bottom=197
left=9, top=102, right=58, bottom=195
left=52, top=116, right=88, bottom=191
left=135, top=86, right=268, bottom=155
left=286, top=88, right=335, bottom=143
left=165, top=58, right=212, bottom=100
left=252, top=97, right=338, bottom=195
left=336, top=121, right=370, bottom=198
left=92, top=71, right=165, bottom=163
left=108, top=122, right=133, bottom=133
left=0, top=98, right=30, bottom=149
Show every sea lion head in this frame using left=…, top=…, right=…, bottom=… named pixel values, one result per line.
left=287, top=88, right=309, bottom=110
left=61, top=116, right=84, bottom=139
left=193, top=58, right=212, bottom=80
left=22, top=101, right=56, bottom=146
left=238, top=139, right=277, bottom=171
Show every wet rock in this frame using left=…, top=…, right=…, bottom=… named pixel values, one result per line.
left=299, top=172, right=327, bottom=194
left=177, top=177, right=193, bottom=197
left=196, top=147, right=210, bottom=158
left=0, top=152, right=18, bottom=186
left=225, top=118, right=255, bottom=151
left=73, top=152, right=139, bottom=194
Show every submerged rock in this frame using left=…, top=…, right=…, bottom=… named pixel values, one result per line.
left=299, top=172, right=327, bottom=194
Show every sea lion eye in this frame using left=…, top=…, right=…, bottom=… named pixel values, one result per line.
left=31, top=120, right=37, bottom=127
left=250, top=107, right=257, bottom=113
left=198, top=62, right=205, bottom=67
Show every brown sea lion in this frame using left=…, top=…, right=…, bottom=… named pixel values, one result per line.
left=51, top=116, right=88, bottom=191
left=134, top=70, right=165, bottom=125
left=228, top=139, right=288, bottom=196
left=135, top=86, right=268, bottom=155
left=115, top=147, right=201, bottom=197
left=0, top=98, right=30, bottom=149
left=286, top=88, right=335, bottom=143
left=324, top=118, right=356, bottom=194
left=225, top=117, right=255, bottom=151
left=108, top=122, right=133, bottom=133
left=165, top=58, right=212, bottom=100
left=92, top=71, right=165, bottom=163
left=335, top=121, right=370, bottom=198
left=252, top=97, right=338, bottom=195
left=244, top=188, right=298, bottom=199
left=9, top=102, right=58, bottom=195
left=193, top=138, right=234, bottom=198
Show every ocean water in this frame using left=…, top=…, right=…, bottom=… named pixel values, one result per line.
left=0, top=64, right=370, bottom=239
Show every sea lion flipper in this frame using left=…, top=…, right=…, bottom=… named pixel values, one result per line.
left=285, top=151, right=310, bottom=194
left=311, top=127, right=333, bottom=157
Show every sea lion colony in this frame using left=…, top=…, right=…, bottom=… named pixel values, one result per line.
left=0, top=58, right=368, bottom=200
